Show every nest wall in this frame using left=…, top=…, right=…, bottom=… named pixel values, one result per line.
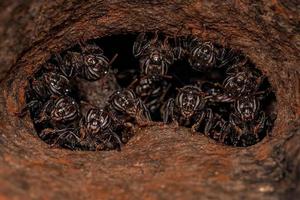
left=0, top=1, right=299, bottom=199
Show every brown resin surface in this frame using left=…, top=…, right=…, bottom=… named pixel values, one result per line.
left=0, top=1, right=299, bottom=199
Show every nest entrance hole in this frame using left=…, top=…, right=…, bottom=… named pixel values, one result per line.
left=26, top=32, right=277, bottom=148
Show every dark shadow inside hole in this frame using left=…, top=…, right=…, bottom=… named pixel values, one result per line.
left=94, top=34, right=140, bottom=87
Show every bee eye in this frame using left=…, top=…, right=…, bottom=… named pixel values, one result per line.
left=58, top=108, right=64, bottom=115
left=87, top=56, right=96, bottom=65
left=92, top=121, right=98, bottom=126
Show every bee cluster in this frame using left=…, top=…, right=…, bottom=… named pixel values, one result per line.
left=21, top=32, right=276, bottom=150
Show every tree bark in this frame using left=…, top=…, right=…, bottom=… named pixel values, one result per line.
left=0, top=1, right=299, bottom=199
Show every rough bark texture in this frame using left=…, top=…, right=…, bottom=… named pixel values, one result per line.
left=0, top=1, right=299, bottom=199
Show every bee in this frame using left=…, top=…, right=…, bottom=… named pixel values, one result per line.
left=56, top=41, right=117, bottom=81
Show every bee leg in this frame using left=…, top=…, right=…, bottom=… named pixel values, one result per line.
left=122, top=122, right=136, bottom=142
left=15, top=99, right=41, bottom=117
left=253, top=111, right=266, bottom=139
left=50, top=128, right=80, bottom=150
left=110, top=131, right=123, bottom=151
left=229, top=113, right=243, bottom=146
left=191, top=112, right=205, bottom=133
left=203, top=109, right=214, bottom=136
left=34, top=100, right=53, bottom=124
left=136, top=99, right=153, bottom=126
left=219, top=122, right=230, bottom=143
left=133, top=32, right=150, bottom=57
left=162, top=98, right=175, bottom=124
left=39, top=128, right=55, bottom=141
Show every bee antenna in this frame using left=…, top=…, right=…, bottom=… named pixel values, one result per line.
left=109, top=53, right=118, bottom=66
left=175, top=87, right=182, bottom=92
